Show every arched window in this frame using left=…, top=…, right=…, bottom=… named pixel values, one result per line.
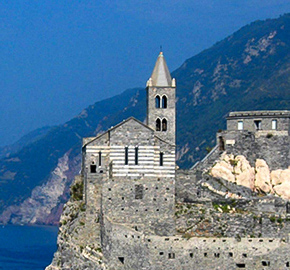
left=162, top=96, right=167, bottom=108
left=155, top=95, right=160, bottom=108
left=156, top=118, right=161, bottom=131
left=162, top=119, right=167, bottom=131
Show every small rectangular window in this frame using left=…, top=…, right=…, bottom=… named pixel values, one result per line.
left=272, top=120, right=277, bottom=130
left=90, top=164, right=97, bottom=173
left=168, top=253, right=175, bottom=259
left=99, top=151, right=102, bottom=166
left=125, top=147, right=128, bottom=165
left=159, top=152, right=163, bottom=166
left=238, top=121, right=243, bottom=130
left=135, top=184, right=143, bottom=199
left=135, top=147, right=138, bottom=165
left=254, top=120, right=262, bottom=130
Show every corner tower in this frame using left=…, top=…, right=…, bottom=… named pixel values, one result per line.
left=146, top=52, right=176, bottom=145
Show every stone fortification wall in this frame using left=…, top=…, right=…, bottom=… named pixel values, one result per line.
left=99, top=214, right=290, bottom=270
left=219, top=130, right=290, bottom=170
left=175, top=201, right=290, bottom=239
left=101, top=217, right=150, bottom=270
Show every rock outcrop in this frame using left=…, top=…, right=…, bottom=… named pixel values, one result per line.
left=210, top=154, right=290, bottom=199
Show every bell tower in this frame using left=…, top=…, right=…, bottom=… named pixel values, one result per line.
left=146, top=52, right=176, bottom=145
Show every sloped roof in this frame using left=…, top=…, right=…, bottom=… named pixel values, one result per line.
left=149, top=52, right=172, bottom=87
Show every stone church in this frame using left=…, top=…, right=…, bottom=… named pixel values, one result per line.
left=81, top=52, right=178, bottom=268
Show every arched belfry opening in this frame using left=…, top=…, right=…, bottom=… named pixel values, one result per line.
left=156, top=118, right=161, bottom=131
left=162, top=119, right=167, bottom=131
left=155, top=95, right=160, bottom=108
left=162, top=96, right=167, bottom=108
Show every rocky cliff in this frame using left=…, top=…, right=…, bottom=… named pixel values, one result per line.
left=210, top=153, right=290, bottom=200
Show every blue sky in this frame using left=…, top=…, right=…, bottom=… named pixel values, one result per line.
left=0, top=0, right=290, bottom=146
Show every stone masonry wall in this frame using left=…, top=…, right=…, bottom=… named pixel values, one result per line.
left=219, top=131, right=290, bottom=170
left=227, top=115, right=290, bottom=132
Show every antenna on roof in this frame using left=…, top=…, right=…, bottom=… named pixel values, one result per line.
left=160, top=45, right=162, bottom=53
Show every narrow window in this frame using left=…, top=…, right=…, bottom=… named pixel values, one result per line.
left=214, top=253, right=220, bottom=258
left=156, top=118, right=161, bottom=131
left=229, top=252, right=233, bottom=257
left=238, top=121, right=243, bottom=130
left=272, top=119, right=277, bottom=130
left=135, top=184, right=143, bottom=199
left=155, top=95, right=160, bottom=108
left=254, top=120, right=262, bottom=130
left=236, top=264, right=246, bottom=268
left=118, top=257, right=124, bottom=264
left=162, top=96, right=167, bottom=108
left=286, top=262, right=290, bottom=267
left=98, top=151, right=102, bottom=166
left=125, top=147, right=128, bottom=165
left=135, top=147, right=138, bottom=165
left=219, top=136, right=225, bottom=151
left=159, top=152, right=163, bottom=166
left=90, top=162, right=97, bottom=173
left=162, top=119, right=167, bottom=131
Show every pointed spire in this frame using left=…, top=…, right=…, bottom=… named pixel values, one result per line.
left=148, top=52, right=173, bottom=87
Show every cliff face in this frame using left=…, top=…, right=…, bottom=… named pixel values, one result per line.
left=210, top=153, right=290, bottom=200
left=46, top=176, right=105, bottom=270
left=2, top=14, right=290, bottom=225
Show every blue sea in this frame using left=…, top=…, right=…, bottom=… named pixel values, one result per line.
left=0, top=225, right=58, bottom=270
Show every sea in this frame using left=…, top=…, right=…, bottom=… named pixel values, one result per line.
left=0, top=225, right=58, bottom=270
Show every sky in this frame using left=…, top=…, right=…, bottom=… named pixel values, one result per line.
left=0, top=0, right=290, bottom=146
